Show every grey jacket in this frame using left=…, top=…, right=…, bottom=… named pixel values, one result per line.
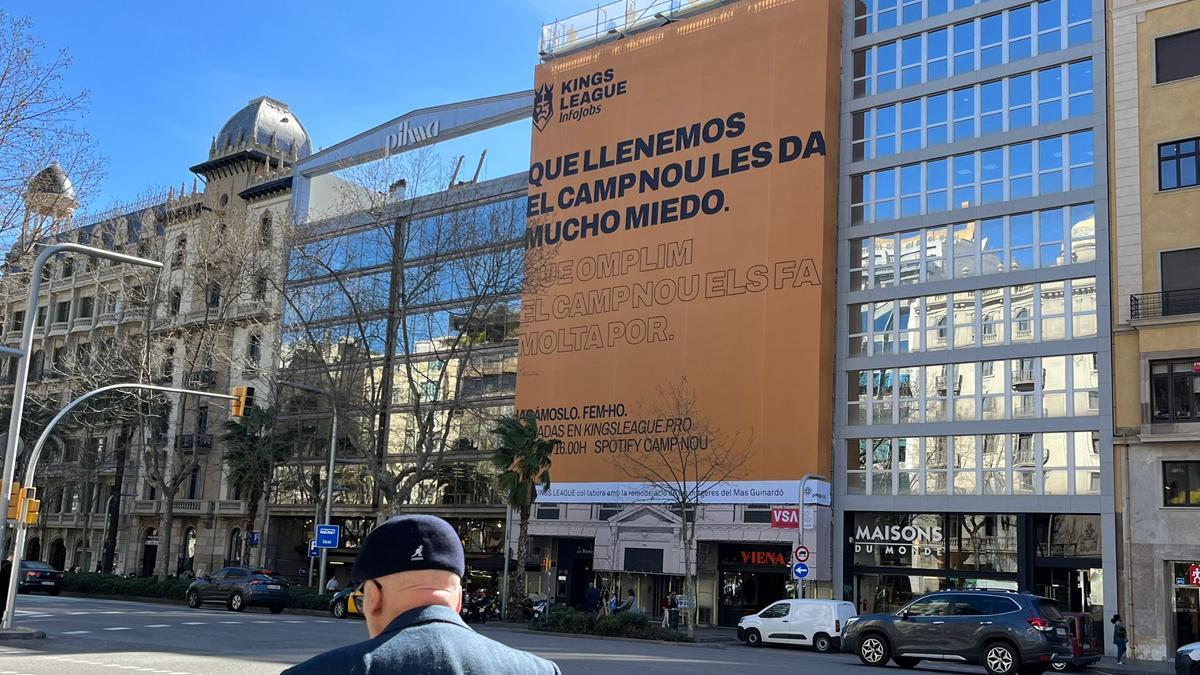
left=282, top=605, right=560, bottom=675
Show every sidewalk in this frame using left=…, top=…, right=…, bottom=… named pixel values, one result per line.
left=1090, top=656, right=1175, bottom=675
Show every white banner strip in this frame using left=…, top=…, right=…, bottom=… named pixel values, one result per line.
left=536, top=480, right=801, bottom=504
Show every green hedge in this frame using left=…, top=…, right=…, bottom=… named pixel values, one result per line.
left=62, top=572, right=192, bottom=599
left=61, top=572, right=333, bottom=611
left=530, top=605, right=685, bottom=641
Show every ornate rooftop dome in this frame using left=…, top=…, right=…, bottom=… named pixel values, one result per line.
left=26, top=161, right=76, bottom=201
left=215, top=96, right=311, bottom=159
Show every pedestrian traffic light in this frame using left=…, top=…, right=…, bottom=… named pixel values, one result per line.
left=231, top=386, right=255, bottom=417
left=6, top=482, right=20, bottom=520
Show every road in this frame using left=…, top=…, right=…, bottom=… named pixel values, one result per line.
left=0, top=595, right=1125, bottom=675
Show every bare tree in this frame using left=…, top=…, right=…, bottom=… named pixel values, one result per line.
left=0, top=11, right=103, bottom=247
left=614, top=377, right=753, bottom=639
left=281, top=149, right=541, bottom=518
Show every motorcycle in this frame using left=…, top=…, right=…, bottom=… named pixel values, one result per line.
left=522, top=596, right=550, bottom=622
left=461, top=592, right=496, bottom=624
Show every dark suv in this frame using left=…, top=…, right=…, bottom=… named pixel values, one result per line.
left=842, top=590, right=1071, bottom=675
left=185, top=567, right=289, bottom=613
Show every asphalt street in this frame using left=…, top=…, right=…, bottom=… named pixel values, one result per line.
left=0, top=595, right=1134, bottom=675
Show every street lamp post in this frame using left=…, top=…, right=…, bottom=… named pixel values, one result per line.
left=278, top=381, right=338, bottom=594
left=1, top=383, right=236, bottom=631
left=797, top=473, right=827, bottom=600
left=0, top=243, right=162, bottom=568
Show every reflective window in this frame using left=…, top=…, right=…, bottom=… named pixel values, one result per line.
left=852, top=2, right=1093, bottom=97
left=846, top=352, right=1100, bottom=427
left=851, top=131, right=1095, bottom=225
left=854, top=0, right=987, bottom=37
left=848, top=204, right=1096, bottom=291
left=851, top=61, right=1094, bottom=161
left=848, top=433, right=1101, bottom=496
left=1158, top=138, right=1200, bottom=191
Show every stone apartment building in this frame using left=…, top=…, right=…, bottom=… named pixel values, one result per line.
left=0, top=96, right=304, bottom=576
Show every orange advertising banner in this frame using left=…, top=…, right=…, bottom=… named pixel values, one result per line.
left=518, top=0, right=840, bottom=503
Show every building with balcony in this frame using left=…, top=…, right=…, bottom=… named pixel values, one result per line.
left=0, top=96, right=300, bottom=576
left=834, top=0, right=1114, bottom=649
left=1109, top=0, right=1200, bottom=661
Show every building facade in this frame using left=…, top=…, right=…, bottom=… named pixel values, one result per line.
left=0, top=96, right=300, bottom=577
left=833, top=0, right=1116, bottom=649
left=1110, top=0, right=1200, bottom=660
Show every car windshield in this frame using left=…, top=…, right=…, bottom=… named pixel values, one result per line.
left=21, top=561, right=53, bottom=570
left=1036, top=599, right=1064, bottom=620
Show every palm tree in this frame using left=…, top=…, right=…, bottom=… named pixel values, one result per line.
left=220, top=406, right=293, bottom=565
left=491, top=412, right=558, bottom=622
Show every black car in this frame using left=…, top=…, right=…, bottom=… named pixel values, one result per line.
left=185, top=567, right=289, bottom=613
left=842, top=590, right=1071, bottom=675
left=17, top=561, right=62, bottom=595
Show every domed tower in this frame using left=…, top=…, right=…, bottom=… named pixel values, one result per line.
left=22, top=160, right=78, bottom=240
left=188, top=94, right=309, bottom=212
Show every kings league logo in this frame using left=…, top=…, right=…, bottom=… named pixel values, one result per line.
left=533, top=82, right=553, bottom=132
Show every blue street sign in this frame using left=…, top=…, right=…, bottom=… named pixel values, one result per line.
left=308, top=541, right=319, bottom=558
left=249, top=531, right=261, bottom=547
left=315, top=524, right=340, bottom=549
left=792, top=562, right=810, bottom=580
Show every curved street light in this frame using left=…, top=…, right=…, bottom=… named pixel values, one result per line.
left=1, top=383, right=235, bottom=631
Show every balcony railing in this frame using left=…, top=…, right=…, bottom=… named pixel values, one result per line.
left=539, top=0, right=724, bottom=57
left=1131, top=288, right=1200, bottom=320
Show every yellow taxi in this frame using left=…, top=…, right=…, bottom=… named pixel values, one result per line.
left=329, top=586, right=363, bottom=618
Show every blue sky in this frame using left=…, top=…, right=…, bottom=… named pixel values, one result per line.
left=15, top=0, right=604, bottom=213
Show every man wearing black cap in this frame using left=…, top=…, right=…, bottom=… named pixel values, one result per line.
left=283, top=515, right=559, bottom=675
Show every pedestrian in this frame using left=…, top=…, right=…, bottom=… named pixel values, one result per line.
left=598, top=589, right=610, bottom=616
left=584, top=583, right=599, bottom=613
left=609, top=589, right=619, bottom=615
left=1111, top=614, right=1128, bottom=664
left=325, top=575, right=339, bottom=594
left=617, top=589, right=638, bottom=614
left=660, top=592, right=671, bottom=628
left=282, top=515, right=559, bottom=675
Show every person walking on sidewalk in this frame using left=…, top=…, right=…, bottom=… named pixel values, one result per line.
left=1111, top=614, right=1128, bottom=665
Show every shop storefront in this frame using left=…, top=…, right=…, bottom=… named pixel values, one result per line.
left=1173, top=562, right=1200, bottom=650
left=845, top=512, right=1103, bottom=632
left=716, top=543, right=794, bottom=627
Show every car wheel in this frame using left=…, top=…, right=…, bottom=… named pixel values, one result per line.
left=744, top=628, right=762, bottom=647
left=894, top=656, right=920, bottom=669
left=186, top=590, right=201, bottom=609
left=228, top=592, right=245, bottom=612
left=1048, top=662, right=1069, bottom=672
left=332, top=599, right=347, bottom=619
left=983, top=641, right=1020, bottom=675
left=857, top=633, right=891, bottom=668
left=813, top=633, right=833, bottom=653
left=269, top=606, right=284, bottom=615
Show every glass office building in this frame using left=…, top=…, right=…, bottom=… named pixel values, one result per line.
left=834, top=0, right=1115, bottom=644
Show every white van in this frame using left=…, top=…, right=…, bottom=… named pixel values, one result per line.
left=736, top=599, right=857, bottom=652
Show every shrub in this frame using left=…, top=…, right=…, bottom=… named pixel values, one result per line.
left=62, top=572, right=192, bottom=599
left=531, top=605, right=684, bottom=642
left=61, top=572, right=333, bottom=610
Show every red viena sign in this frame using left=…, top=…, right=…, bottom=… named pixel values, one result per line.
left=741, top=550, right=790, bottom=566
left=771, top=507, right=800, bottom=529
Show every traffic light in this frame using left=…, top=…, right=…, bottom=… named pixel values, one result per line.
left=19, top=487, right=37, bottom=525
left=231, top=386, right=255, bottom=417
left=6, top=482, right=19, bottom=520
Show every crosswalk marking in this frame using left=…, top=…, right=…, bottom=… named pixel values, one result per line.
left=144, top=624, right=169, bottom=628
left=103, top=626, right=131, bottom=631
left=61, top=630, right=90, bottom=635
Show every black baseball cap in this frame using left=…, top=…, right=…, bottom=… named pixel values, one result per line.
left=350, top=514, right=466, bottom=584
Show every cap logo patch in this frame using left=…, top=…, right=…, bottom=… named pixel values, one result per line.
left=411, top=545, right=424, bottom=561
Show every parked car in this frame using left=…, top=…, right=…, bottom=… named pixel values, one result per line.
left=1049, top=611, right=1101, bottom=671
left=16, top=561, right=62, bottom=595
left=737, top=599, right=856, bottom=652
left=329, top=586, right=363, bottom=619
left=1178, top=641, right=1200, bottom=675
left=842, top=590, right=1071, bottom=675
left=185, top=567, right=288, bottom=613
